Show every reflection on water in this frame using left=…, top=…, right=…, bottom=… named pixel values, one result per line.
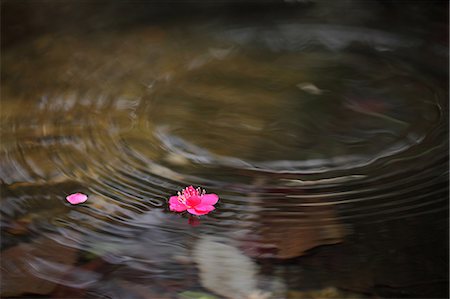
left=1, top=2, right=448, bottom=298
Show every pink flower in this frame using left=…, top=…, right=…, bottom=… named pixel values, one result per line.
left=169, top=186, right=218, bottom=216
left=66, top=192, right=88, bottom=205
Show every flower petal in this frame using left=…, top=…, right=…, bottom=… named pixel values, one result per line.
left=169, top=196, right=187, bottom=212
left=186, top=195, right=201, bottom=207
left=187, top=205, right=215, bottom=215
left=196, top=205, right=215, bottom=212
left=169, top=196, right=180, bottom=205
left=170, top=202, right=187, bottom=212
left=187, top=208, right=207, bottom=216
left=66, top=193, right=88, bottom=205
left=201, top=193, right=219, bottom=206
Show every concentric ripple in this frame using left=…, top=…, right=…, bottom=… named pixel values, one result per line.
left=1, top=23, right=448, bottom=297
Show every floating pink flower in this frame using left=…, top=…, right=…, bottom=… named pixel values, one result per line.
left=66, top=192, right=88, bottom=205
left=169, top=186, right=218, bottom=216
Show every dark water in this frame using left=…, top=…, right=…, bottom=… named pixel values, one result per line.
left=1, top=2, right=448, bottom=298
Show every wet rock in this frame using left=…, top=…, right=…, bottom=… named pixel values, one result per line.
left=193, top=236, right=271, bottom=299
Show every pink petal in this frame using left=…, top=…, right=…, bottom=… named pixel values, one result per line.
left=169, top=196, right=180, bottom=205
left=186, top=195, right=201, bottom=207
left=169, top=196, right=187, bottom=212
left=201, top=194, right=219, bottom=206
left=196, top=205, right=215, bottom=212
left=187, top=205, right=215, bottom=216
left=66, top=193, right=88, bottom=205
left=187, top=208, right=207, bottom=216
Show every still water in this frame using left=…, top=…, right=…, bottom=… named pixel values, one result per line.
left=1, top=2, right=448, bottom=298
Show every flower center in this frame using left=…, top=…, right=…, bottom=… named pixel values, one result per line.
left=177, top=186, right=205, bottom=208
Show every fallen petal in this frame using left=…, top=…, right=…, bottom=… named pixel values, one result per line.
left=201, top=194, right=219, bottom=206
left=66, top=193, right=88, bottom=205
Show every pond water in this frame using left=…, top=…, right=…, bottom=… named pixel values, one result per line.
left=1, top=2, right=448, bottom=298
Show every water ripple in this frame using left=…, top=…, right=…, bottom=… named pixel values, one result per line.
left=1, top=22, right=447, bottom=297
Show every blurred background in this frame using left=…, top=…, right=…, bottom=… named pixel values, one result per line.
left=2, top=1, right=448, bottom=47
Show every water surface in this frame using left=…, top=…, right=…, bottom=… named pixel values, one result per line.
left=1, top=2, right=448, bottom=298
